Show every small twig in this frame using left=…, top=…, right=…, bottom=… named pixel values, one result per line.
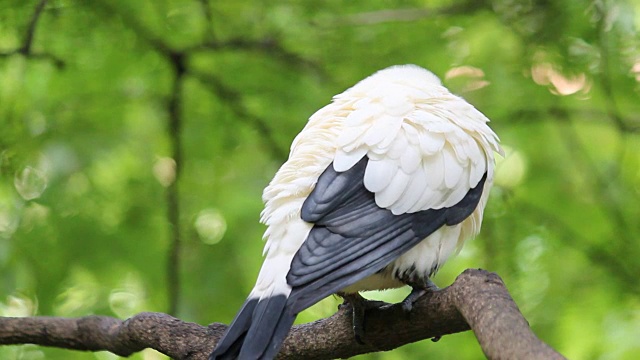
left=0, top=51, right=65, bottom=68
left=590, top=2, right=636, bottom=253
left=520, top=200, right=639, bottom=294
left=189, top=37, right=323, bottom=74
left=322, top=0, right=488, bottom=26
left=188, top=70, right=288, bottom=160
left=93, top=0, right=175, bottom=58
left=91, top=1, right=294, bottom=161
left=19, top=0, right=48, bottom=55
left=197, top=0, right=216, bottom=40
left=0, top=0, right=65, bottom=68
left=505, top=107, right=639, bottom=132
left=593, top=1, right=633, bottom=134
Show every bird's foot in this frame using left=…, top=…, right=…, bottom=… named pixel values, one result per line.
left=400, top=278, right=440, bottom=313
left=339, top=293, right=389, bottom=345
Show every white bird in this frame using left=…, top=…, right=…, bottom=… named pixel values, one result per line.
left=209, top=64, right=503, bottom=360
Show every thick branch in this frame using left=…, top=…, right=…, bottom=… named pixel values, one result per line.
left=0, top=269, right=565, bottom=360
left=451, top=271, right=562, bottom=359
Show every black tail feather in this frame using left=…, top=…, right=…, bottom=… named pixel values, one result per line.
left=209, top=294, right=295, bottom=360
left=259, top=304, right=297, bottom=360
left=209, top=298, right=259, bottom=359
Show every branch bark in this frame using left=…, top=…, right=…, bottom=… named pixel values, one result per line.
left=0, top=269, right=565, bottom=360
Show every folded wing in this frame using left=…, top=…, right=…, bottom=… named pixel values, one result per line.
left=286, top=156, right=486, bottom=312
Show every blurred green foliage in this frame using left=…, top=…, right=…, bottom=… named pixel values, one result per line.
left=1, top=0, right=639, bottom=359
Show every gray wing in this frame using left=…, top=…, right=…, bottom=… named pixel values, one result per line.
left=285, top=156, right=486, bottom=312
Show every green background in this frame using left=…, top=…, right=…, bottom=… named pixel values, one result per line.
left=1, top=0, right=639, bottom=359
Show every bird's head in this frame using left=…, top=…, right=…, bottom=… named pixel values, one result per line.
left=335, top=64, right=444, bottom=102
left=367, top=64, right=442, bottom=87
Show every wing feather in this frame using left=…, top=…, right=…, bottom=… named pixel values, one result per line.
left=386, top=130, right=409, bottom=159
left=375, top=169, right=412, bottom=209
left=443, top=145, right=464, bottom=189
left=334, top=147, right=368, bottom=172
left=418, top=129, right=446, bottom=154
left=400, top=136, right=422, bottom=174
left=423, top=151, right=445, bottom=190
left=363, top=158, right=397, bottom=193
left=388, top=166, right=428, bottom=214
left=287, top=156, right=487, bottom=312
left=363, top=115, right=402, bottom=147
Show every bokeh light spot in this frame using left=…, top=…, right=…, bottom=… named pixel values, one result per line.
left=195, top=208, right=227, bottom=245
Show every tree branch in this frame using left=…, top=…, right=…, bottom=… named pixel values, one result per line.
left=19, top=0, right=48, bottom=55
left=322, top=0, right=489, bottom=26
left=593, top=0, right=634, bottom=135
left=166, top=51, right=187, bottom=316
left=189, top=37, right=323, bottom=74
left=0, top=0, right=65, bottom=68
left=505, top=106, right=639, bottom=133
left=0, top=269, right=565, bottom=360
left=188, top=70, right=289, bottom=160
left=197, top=0, right=217, bottom=40
left=92, top=1, right=292, bottom=161
left=93, top=0, right=175, bottom=58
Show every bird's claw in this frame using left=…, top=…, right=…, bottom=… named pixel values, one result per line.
left=339, top=293, right=389, bottom=345
left=400, top=288, right=426, bottom=313
left=400, top=279, right=440, bottom=314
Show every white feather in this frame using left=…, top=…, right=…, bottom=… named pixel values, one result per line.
left=334, top=147, right=367, bottom=172
left=336, top=124, right=367, bottom=148
left=363, top=115, right=402, bottom=146
left=375, top=120, right=404, bottom=150
left=344, top=104, right=378, bottom=126
left=375, top=169, right=412, bottom=209
left=388, top=165, right=427, bottom=214
left=469, top=151, right=487, bottom=187
left=417, top=128, right=446, bottom=155
left=252, top=218, right=312, bottom=297
left=399, top=124, right=422, bottom=173
left=386, top=130, right=409, bottom=159
left=364, top=158, right=397, bottom=193
left=443, top=145, right=464, bottom=189
left=409, top=181, right=439, bottom=213
left=423, top=151, right=445, bottom=190
left=466, top=137, right=482, bottom=165
left=380, top=89, right=413, bottom=116
left=423, top=116, right=458, bottom=133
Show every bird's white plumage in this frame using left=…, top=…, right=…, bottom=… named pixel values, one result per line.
left=255, top=64, right=502, bottom=297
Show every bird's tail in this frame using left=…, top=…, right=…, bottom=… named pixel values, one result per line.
left=209, top=294, right=297, bottom=360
